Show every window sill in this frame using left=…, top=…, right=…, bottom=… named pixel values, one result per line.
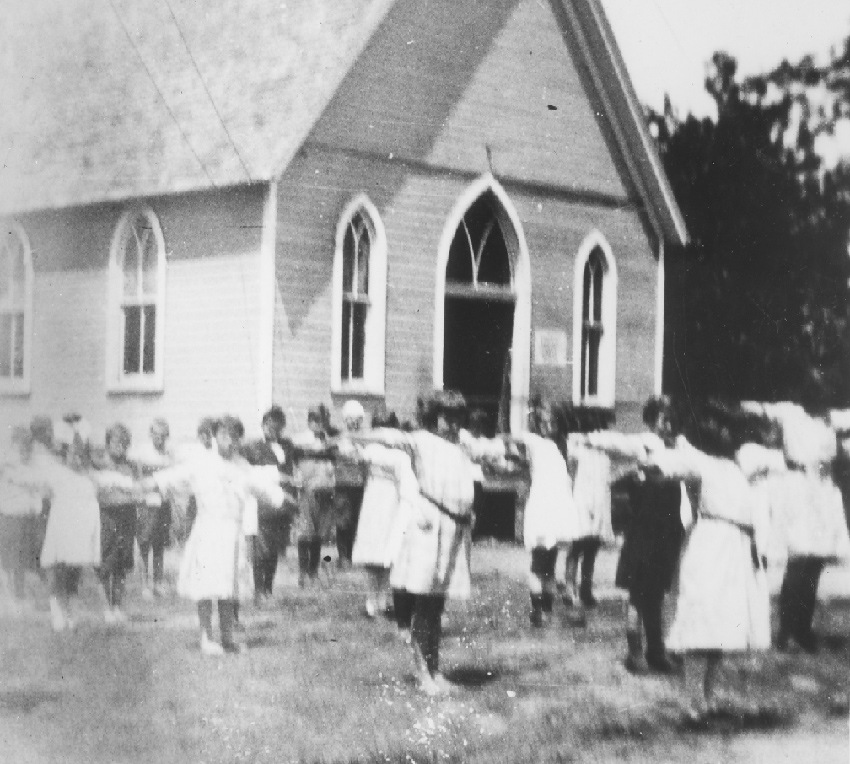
left=107, top=377, right=164, bottom=395
left=331, top=381, right=385, bottom=398
left=0, top=379, right=31, bottom=396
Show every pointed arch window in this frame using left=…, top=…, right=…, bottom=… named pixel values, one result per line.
left=573, top=234, right=617, bottom=406
left=0, top=223, right=33, bottom=393
left=445, top=192, right=513, bottom=298
left=580, top=248, right=605, bottom=397
left=107, top=207, right=166, bottom=392
left=331, top=197, right=387, bottom=394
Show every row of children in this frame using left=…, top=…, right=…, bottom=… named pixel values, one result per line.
left=570, top=396, right=850, bottom=721
left=0, top=415, right=179, bottom=628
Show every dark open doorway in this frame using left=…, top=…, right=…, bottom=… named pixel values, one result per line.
left=442, top=190, right=517, bottom=437
left=443, top=297, right=513, bottom=436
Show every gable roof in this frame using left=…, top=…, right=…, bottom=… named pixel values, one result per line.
left=0, top=0, right=686, bottom=245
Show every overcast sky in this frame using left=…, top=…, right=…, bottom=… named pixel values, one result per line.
left=601, top=0, right=850, bottom=118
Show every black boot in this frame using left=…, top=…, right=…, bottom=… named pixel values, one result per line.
left=624, top=630, right=645, bottom=674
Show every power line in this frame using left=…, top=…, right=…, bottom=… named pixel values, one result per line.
left=160, top=0, right=253, bottom=182
left=106, top=0, right=217, bottom=187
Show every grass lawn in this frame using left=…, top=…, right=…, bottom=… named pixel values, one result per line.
left=0, top=543, right=847, bottom=764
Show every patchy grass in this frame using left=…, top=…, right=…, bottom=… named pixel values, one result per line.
left=0, top=543, right=847, bottom=764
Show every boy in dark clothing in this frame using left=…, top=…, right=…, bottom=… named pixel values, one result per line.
left=242, top=406, right=297, bottom=600
left=615, top=397, right=685, bottom=674
left=94, top=423, right=142, bottom=623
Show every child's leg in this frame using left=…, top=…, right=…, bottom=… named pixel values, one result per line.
left=579, top=538, right=601, bottom=605
left=218, top=600, right=242, bottom=651
left=12, top=565, right=26, bottom=600
left=777, top=558, right=803, bottom=647
left=703, top=652, right=722, bottom=707
left=296, top=539, right=310, bottom=585
left=540, top=547, right=558, bottom=613
left=425, top=595, right=446, bottom=678
left=112, top=571, right=126, bottom=613
left=198, top=600, right=214, bottom=640
left=309, top=538, right=322, bottom=578
left=138, top=540, right=151, bottom=589
left=624, top=599, right=645, bottom=672
left=151, top=541, right=165, bottom=592
left=529, top=547, right=555, bottom=625
left=563, top=543, right=581, bottom=603
left=393, top=588, right=414, bottom=633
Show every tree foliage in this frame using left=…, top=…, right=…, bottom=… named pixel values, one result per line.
left=655, top=38, right=850, bottom=410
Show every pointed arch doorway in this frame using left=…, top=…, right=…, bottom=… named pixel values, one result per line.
left=434, top=176, right=531, bottom=435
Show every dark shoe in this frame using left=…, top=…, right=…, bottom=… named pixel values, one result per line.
left=646, top=653, right=677, bottom=674
left=624, top=653, right=646, bottom=675
left=579, top=589, right=598, bottom=608
left=541, top=592, right=554, bottom=614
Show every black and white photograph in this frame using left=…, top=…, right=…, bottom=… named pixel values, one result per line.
left=1, top=0, right=849, bottom=761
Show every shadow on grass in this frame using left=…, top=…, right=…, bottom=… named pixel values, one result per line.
left=818, top=632, right=850, bottom=652
left=444, top=664, right=504, bottom=688
left=0, top=687, right=63, bottom=714
left=678, top=704, right=795, bottom=734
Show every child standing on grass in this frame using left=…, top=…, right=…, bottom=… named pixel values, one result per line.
left=516, top=402, right=579, bottom=628
left=132, top=418, right=174, bottom=599
left=291, top=408, right=336, bottom=587
left=242, top=407, right=297, bottom=601
left=38, top=418, right=102, bottom=632
left=0, top=426, right=49, bottom=610
left=145, top=416, right=283, bottom=655
left=645, top=424, right=771, bottom=722
left=391, top=392, right=476, bottom=696
left=93, top=423, right=142, bottom=624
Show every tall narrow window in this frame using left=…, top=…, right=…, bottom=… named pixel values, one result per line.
left=580, top=248, right=604, bottom=397
left=108, top=208, right=166, bottom=391
left=331, top=197, right=387, bottom=395
left=0, top=224, right=32, bottom=391
left=573, top=233, right=617, bottom=406
left=340, top=211, right=370, bottom=382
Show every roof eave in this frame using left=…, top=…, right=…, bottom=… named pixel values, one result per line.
left=559, top=0, right=689, bottom=247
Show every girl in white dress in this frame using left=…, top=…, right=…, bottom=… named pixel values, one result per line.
left=38, top=420, right=102, bottom=632
left=645, top=426, right=770, bottom=720
left=146, top=416, right=283, bottom=655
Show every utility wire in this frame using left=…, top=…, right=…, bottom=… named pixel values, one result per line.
left=160, top=0, right=253, bottom=182
left=106, top=0, right=217, bottom=187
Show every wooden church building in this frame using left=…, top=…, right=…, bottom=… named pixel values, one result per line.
left=0, top=0, right=687, bottom=443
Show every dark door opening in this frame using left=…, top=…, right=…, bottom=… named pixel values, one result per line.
left=443, top=297, right=514, bottom=437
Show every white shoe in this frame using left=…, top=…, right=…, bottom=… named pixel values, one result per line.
left=200, top=634, right=224, bottom=656
left=112, top=608, right=128, bottom=624
left=397, top=627, right=412, bottom=645
left=104, top=609, right=116, bottom=625
left=365, top=599, right=377, bottom=618
left=141, top=587, right=155, bottom=602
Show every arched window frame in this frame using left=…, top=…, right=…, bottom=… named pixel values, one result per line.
left=434, top=174, right=531, bottom=433
left=0, top=221, right=33, bottom=395
left=572, top=231, right=617, bottom=407
left=106, top=206, right=167, bottom=393
left=330, top=195, right=387, bottom=396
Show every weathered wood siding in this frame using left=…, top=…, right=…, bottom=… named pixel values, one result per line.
left=274, top=148, right=655, bottom=432
left=3, top=186, right=266, bottom=445
left=273, top=0, right=657, bottom=432
left=309, top=0, right=634, bottom=202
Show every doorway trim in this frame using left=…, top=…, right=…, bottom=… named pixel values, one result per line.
left=433, top=173, right=531, bottom=433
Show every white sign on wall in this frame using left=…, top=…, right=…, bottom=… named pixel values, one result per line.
left=534, top=329, right=568, bottom=367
